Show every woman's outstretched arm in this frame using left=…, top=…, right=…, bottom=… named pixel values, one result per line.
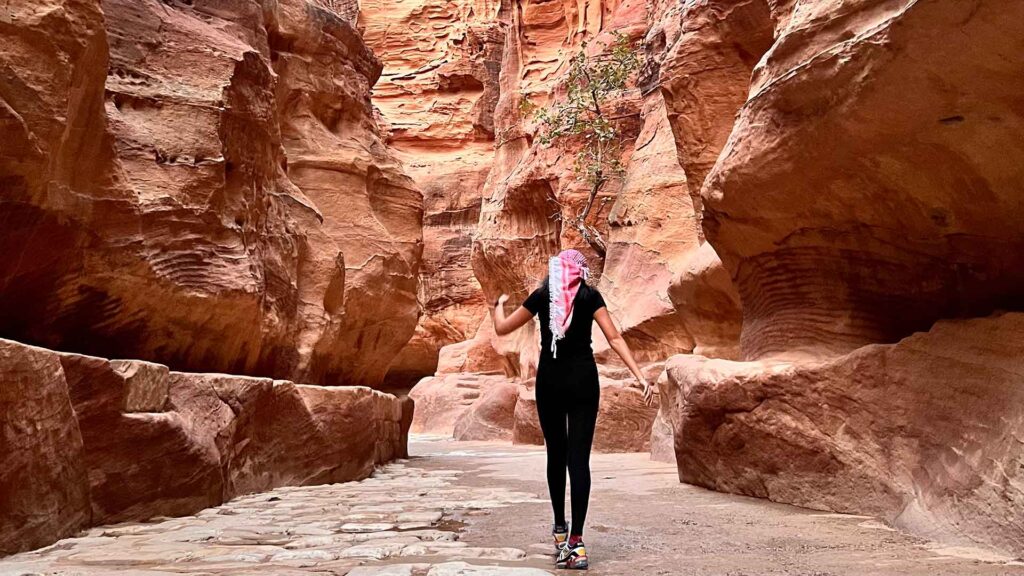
left=493, top=294, right=536, bottom=336
left=594, top=307, right=653, bottom=405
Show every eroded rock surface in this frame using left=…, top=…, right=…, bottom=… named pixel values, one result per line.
left=0, top=341, right=90, bottom=555
left=664, top=312, right=1024, bottom=555
left=0, top=338, right=407, bottom=554
left=409, top=373, right=512, bottom=438
left=466, top=0, right=746, bottom=375
left=360, top=0, right=501, bottom=388
left=0, top=0, right=421, bottom=388
left=701, top=0, right=1024, bottom=358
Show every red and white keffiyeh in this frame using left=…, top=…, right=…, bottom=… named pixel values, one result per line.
left=548, top=249, right=589, bottom=358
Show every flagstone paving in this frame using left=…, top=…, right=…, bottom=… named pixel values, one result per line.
left=1, top=437, right=1022, bottom=575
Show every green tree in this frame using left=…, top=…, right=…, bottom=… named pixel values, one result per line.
left=525, top=33, right=641, bottom=256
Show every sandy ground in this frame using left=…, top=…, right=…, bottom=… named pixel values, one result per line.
left=1, top=437, right=1022, bottom=575
left=413, top=438, right=1024, bottom=576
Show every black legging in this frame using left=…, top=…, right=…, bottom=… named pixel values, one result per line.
left=535, top=358, right=600, bottom=537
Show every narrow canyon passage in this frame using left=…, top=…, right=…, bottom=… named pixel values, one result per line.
left=2, top=439, right=1019, bottom=576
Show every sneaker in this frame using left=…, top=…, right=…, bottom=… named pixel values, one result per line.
left=556, top=538, right=589, bottom=570
left=552, top=523, right=569, bottom=554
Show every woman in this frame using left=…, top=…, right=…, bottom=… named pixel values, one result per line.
left=492, top=249, right=653, bottom=570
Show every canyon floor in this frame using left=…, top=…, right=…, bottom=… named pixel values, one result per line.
left=1, top=438, right=1021, bottom=576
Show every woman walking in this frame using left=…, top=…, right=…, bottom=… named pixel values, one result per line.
left=492, top=249, right=653, bottom=570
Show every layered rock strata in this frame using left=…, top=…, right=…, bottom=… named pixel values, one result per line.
left=664, top=313, right=1024, bottom=555
left=662, top=0, right=1024, bottom=557
left=0, top=0, right=421, bottom=388
left=701, top=0, right=1024, bottom=358
left=360, top=1, right=503, bottom=387
left=0, top=338, right=407, bottom=555
left=467, top=0, right=744, bottom=377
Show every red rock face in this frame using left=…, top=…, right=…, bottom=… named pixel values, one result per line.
left=403, top=0, right=746, bottom=459
left=702, top=0, right=1024, bottom=358
left=665, top=313, right=1024, bottom=554
left=658, top=0, right=1024, bottom=557
left=0, top=338, right=408, bottom=554
left=6, top=0, right=1024, bottom=560
left=409, top=372, right=511, bottom=436
left=466, top=0, right=744, bottom=374
left=0, top=0, right=421, bottom=389
left=0, top=341, right=90, bottom=555
left=453, top=379, right=520, bottom=441
left=360, top=1, right=502, bottom=388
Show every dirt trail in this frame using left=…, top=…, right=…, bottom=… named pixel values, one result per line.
left=2, top=438, right=1021, bottom=575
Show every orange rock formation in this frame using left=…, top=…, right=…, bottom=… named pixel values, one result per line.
left=658, top=0, right=1024, bottom=557
left=360, top=0, right=502, bottom=388
left=0, top=0, right=414, bottom=555
left=4, top=0, right=1024, bottom=561
left=0, top=0, right=421, bottom=389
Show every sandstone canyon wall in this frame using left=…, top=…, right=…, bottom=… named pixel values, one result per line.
left=658, top=0, right=1024, bottom=557
left=0, top=0, right=416, bottom=555
left=360, top=0, right=503, bottom=388
left=0, top=0, right=422, bottom=389
left=5, top=0, right=1024, bottom=561
left=407, top=0, right=743, bottom=451
left=468, top=0, right=743, bottom=374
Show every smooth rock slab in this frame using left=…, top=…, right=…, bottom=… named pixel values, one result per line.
left=341, top=522, right=398, bottom=533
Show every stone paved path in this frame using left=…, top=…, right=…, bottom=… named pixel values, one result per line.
left=2, top=437, right=1023, bottom=575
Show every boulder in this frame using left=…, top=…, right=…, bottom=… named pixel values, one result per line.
left=649, top=366, right=677, bottom=463
left=664, top=312, right=1024, bottom=556
left=511, top=380, right=544, bottom=447
left=409, top=373, right=510, bottom=436
left=435, top=320, right=514, bottom=376
left=0, top=341, right=90, bottom=555
left=60, top=354, right=225, bottom=524
left=453, top=380, right=520, bottom=442
left=0, top=338, right=408, bottom=554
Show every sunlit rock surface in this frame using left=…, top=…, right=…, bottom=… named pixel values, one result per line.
left=0, top=338, right=407, bottom=555
left=0, top=0, right=421, bottom=388
left=360, top=0, right=501, bottom=388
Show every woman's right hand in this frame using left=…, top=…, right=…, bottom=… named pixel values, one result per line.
left=637, top=377, right=653, bottom=406
left=496, top=294, right=510, bottom=308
